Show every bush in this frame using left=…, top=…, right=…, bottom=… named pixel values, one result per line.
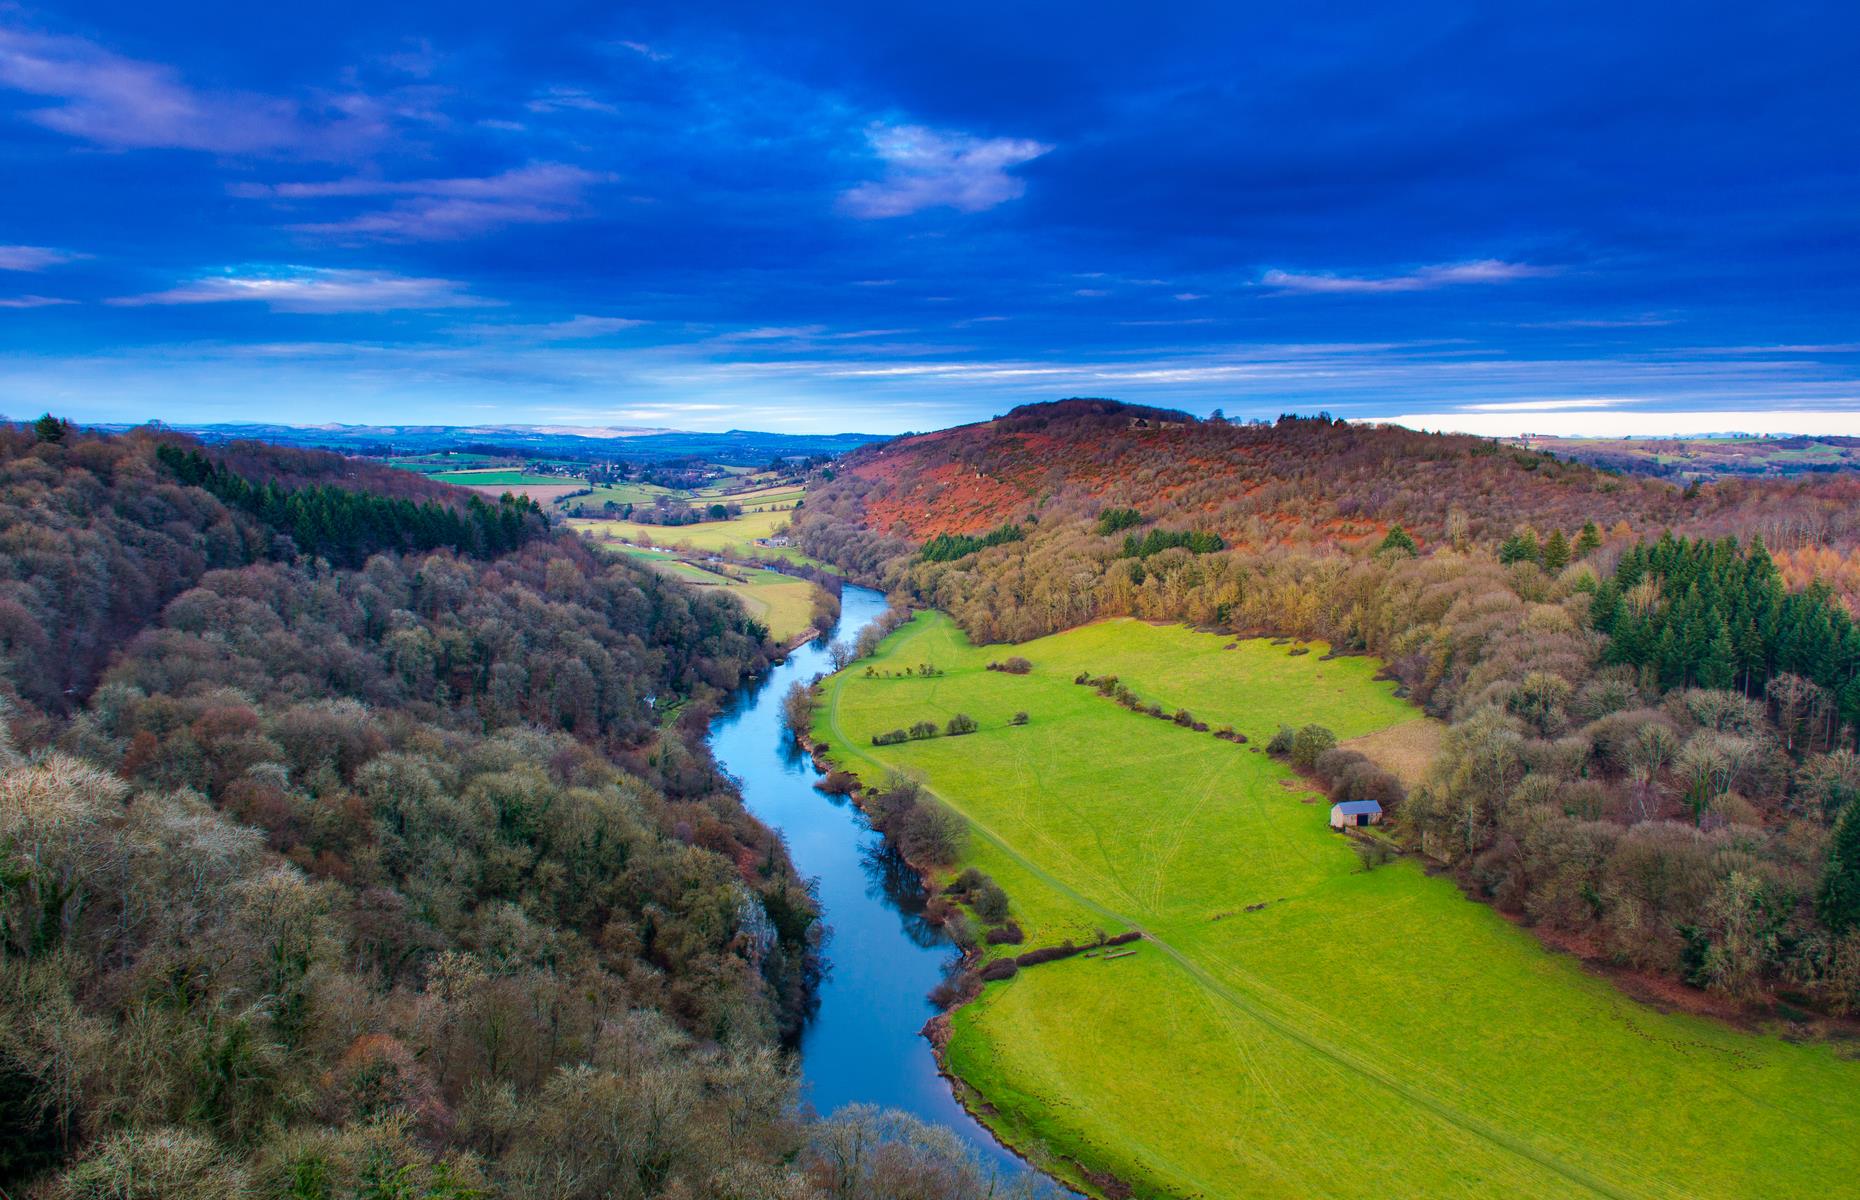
left=1266, top=725, right=1297, bottom=756
left=1172, top=709, right=1195, bottom=727
left=1353, top=838, right=1396, bottom=871
left=972, top=882, right=1011, bottom=923
left=908, top=720, right=940, bottom=740
left=984, top=921, right=1025, bottom=945
left=817, top=770, right=857, bottom=796
left=1073, top=671, right=1092, bottom=685
left=1000, top=656, right=1032, bottom=674
left=944, top=713, right=978, bottom=736
left=872, top=729, right=908, bottom=746
left=978, top=958, right=1019, bottom=982
left=1009, top=711, right=1029, bottom=726
left=1289, top=724, right=1338, bottom=769
left=1015, top=941, right=1081, bottom=968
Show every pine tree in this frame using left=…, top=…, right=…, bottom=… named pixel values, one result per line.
left=1574, top=521, right=1602, bottom=558
left=1541, top=529, right=1571, bottom=573
left=1377, top=524, right=1417, bottom=556
left=1820, top=802, right=1860, bottom=935
left=1698, top=620, right=1737, bottom=690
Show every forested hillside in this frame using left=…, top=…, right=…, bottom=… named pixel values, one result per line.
left=795, top=399, right=1860, bottom=1016
left=0, top=421, right=1028, bottom=1198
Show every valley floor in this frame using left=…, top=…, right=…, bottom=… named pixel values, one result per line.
left=815, top=614, right=1860, bottom=1199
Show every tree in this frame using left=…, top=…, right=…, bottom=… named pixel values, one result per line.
left=1821, top=802, right=1860, bottom=935
left=33, top=413, right=67, bottom=444
left=1377, top=525, right=1418, bottom=556
left=1541, top=529, right=1571, bottom=573
left=1574, top=521, right=1602, bottom=558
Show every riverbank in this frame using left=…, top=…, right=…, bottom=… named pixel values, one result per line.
left=703, top=586, right=1031, bottom=1177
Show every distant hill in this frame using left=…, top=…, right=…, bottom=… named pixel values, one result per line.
left=86, top=420, right=884, bottom=465
left=1512, top=433, right=1860, bottom=480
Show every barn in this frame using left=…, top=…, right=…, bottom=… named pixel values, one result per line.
left=1329, top=799, right=1383, bottom=830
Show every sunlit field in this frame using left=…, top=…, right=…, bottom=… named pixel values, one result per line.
left=814, top=613, right=1860, bottom=1200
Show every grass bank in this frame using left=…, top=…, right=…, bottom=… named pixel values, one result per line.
left=813, top=612, right=1860, bottom=1200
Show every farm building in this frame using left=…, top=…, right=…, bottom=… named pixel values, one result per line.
left=1329, top=799, right=1383, bottom=830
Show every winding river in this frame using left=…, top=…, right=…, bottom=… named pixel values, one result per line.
left=707, top=584, right=1026, bottom=1175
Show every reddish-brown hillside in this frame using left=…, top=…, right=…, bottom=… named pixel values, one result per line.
left=822, top=398, right=1860, bottom=552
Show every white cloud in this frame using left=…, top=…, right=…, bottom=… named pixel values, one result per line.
left=1262, top=259, right=1555, bottom=294
left=0, top=294, right=75, bottom=308
left=235, top=163, right=613, bottom=241
left=461, top=314, right=646, bottom=340
left=840, top=122, right=1052, bottom=218
left=1371, top=409, right=1860, bottom=438
left=0, top=244, right=76, bottom=271
left=108, top=267, right=484, bottom=313
left=0, top=25, right=381, bottom=155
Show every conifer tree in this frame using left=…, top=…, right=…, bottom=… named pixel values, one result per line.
left=1574, top=521, right=1602, bottom=558
left=1820, top=802, right=1860, bottom=935
left=1541, top=528, right=1571, bottom=573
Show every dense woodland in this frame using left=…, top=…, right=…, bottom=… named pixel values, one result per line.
left=0, top=422, right=1040, bottom=1198
left=796, top=400, right=1860, bottom=1015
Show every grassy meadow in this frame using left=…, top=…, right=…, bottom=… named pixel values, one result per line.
left=813, top=613, right=1860, bottom=1200
left=608, top=546, right=819, bottom=642
left=569, top=508, right=829, bottom=568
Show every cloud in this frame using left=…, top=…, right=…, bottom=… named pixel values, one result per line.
left=0, top=294, right=75, bottom=308
left=461, top=314, right=647, bottom=340
left=1262, top=259, right=1555, bottom=294
left=108, top=267, right=484, bottom=313
left=0, top=26, right=379, bottom=155
left=1373, top=409, right=1860, bottom=438
left=234, top=162, right=613, bottom=241
left=840, top=122, right=1052, bottom=218
left=0, top=244, right=76, bottom=271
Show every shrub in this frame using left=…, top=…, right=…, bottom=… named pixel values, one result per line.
left=972, top=882, right=1011, bottom=923
left=944, top=713, right=978, bottom=736
left=947, top=867, right=989, bottom=895
left=1289, top=724, right=1338, bottom=769
left=985, top=921, right=1025, bottom=945
left=1010, top=711, right=1029, bottom=726
left=999, top=656, right=1032, bottom=675
left=1172, top=709, right=1195, bottom=727
left=1354, top=838, right=1397, bottom=871
left=908, top=721, right=940, bottom=740
left=871, top=729, right=908, bottom=746
left=1073, top=671, right=1091, bottom=685
left=978, top=959, right=1019, bottom=982
left=817, top=770, right=857, bottom=796
left=1015, top=941, right=1081, bottom=968
left=1266, top=725, right=1297, bottom=756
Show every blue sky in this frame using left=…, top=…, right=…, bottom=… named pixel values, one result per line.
left=2, top=1, right=1857, bottom=435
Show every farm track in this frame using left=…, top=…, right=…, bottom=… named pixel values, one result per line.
left=823, top=668, right=1661, bottom=1200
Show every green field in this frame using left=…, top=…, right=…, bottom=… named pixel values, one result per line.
left=612, top=547, right=819, bottom=642
left=814, top=614, right=1860, bottom=1200
left=429, top=469, right=577, bottom=487
left=569, top=509, right=828, bottom=568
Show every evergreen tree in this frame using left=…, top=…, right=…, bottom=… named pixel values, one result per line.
left=1698, top=620, right=1737, bottom=690
left=1574, top=521, right=1602, bottom=558
left=1377, top=524, right=1418, bottom=556
left=1820, top=802, right=1860, bottom=935
left=32, top=412, right=67, bottom=443
left=1541, top=528, right=1571, bottom=573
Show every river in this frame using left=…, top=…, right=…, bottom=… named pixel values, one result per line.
left=706, top=584, right=1027, bottom=1175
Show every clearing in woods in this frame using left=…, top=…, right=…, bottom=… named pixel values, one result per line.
left=813, top=612, right=1860, bottom=1200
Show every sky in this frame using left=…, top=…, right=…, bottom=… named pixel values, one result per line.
left=1, top=1, right=1857, bottom=436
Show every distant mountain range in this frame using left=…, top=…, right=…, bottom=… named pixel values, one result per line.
left=88, top=420, right=885, bottom=464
